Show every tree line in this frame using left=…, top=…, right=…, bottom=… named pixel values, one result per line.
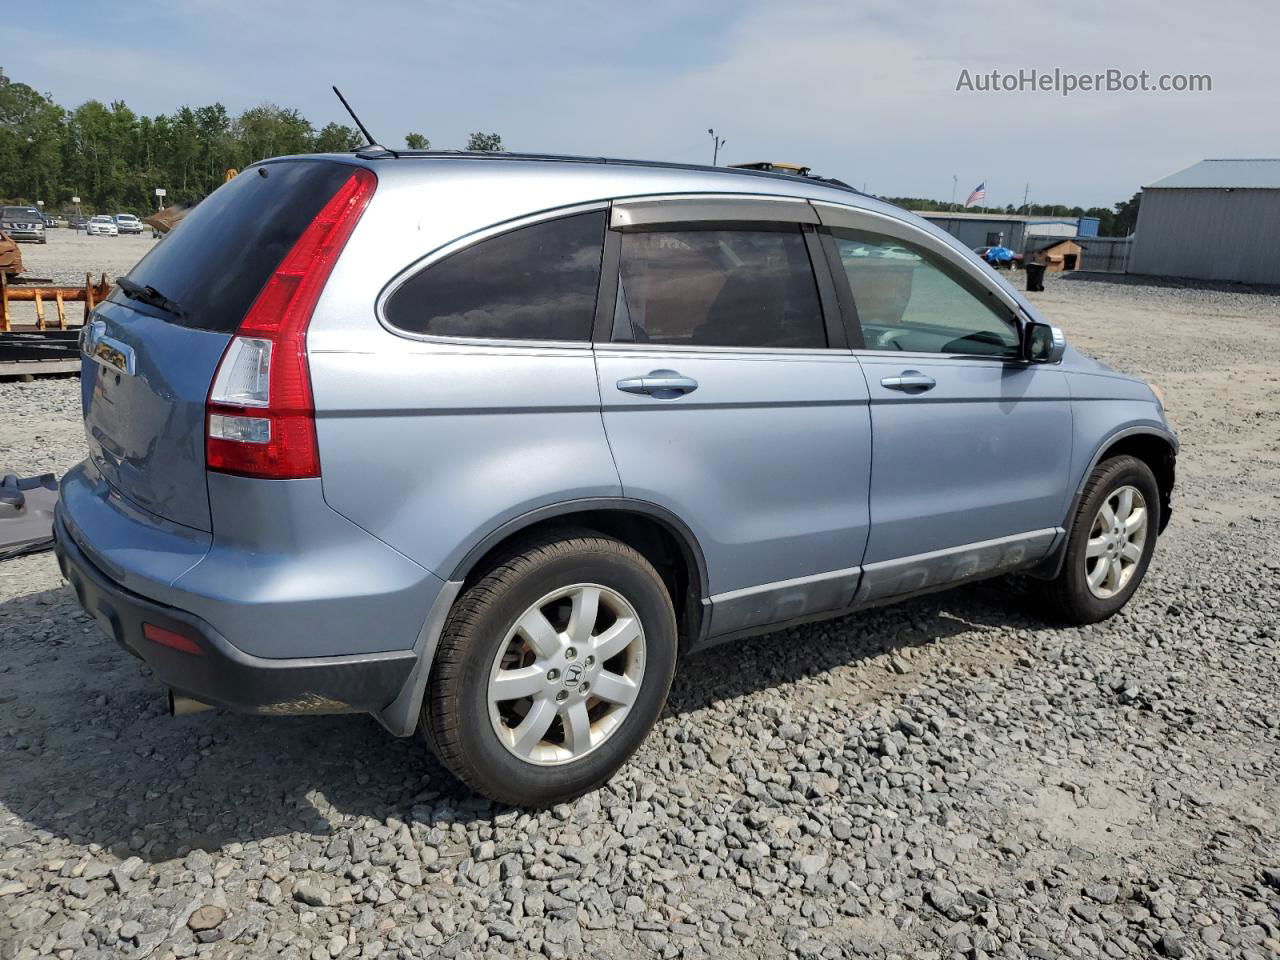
left=0, top=70, right=502, bottom=215
left=4, top=68, right=1138, bottom=233
left=878, top=194, right=1140, bottom=238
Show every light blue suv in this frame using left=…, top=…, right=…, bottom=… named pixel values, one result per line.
left=56, top=153, right=1176, bottom=805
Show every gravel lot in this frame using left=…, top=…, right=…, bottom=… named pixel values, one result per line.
left=1, top=269, right=1278, bottom=960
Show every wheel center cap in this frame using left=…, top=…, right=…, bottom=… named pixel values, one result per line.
left=562, top=663, right=584, bottom=689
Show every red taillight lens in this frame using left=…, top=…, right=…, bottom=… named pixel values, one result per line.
left=143, top=622, right=204, bottom=656
left=206, top=168, right=376, bottom=479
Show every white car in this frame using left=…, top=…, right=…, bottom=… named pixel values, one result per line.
left=87, top=215, right=118, bottom=237
left=114, top=213, right=143, bottom=235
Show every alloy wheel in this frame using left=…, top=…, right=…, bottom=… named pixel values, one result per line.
left=487, top=583, right=646, bottom=766
left=1084, top=484, right=1148, bottom=599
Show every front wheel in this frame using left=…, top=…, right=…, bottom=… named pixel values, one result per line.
left=423, top=532, right=677, bottom=806
left=1034, top=455, right=1161, bottom=624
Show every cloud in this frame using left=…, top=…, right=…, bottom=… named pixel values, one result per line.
left=8, top=0, right=1276, bottom=207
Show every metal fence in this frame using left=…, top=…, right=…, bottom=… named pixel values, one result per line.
left=1076, top=237, right=1133, bottom=274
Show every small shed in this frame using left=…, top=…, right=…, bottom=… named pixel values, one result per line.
left=1026, top=238, right=1082, bottom=273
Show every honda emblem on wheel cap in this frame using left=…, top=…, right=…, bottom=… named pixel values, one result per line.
left=563, top=664, right=584, bottom=688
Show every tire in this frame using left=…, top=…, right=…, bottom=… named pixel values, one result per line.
left=423, top=532, right=677, bottom=806
left=1034, top=455, right=1161, bottom=624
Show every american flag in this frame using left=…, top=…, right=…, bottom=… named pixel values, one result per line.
left=964, top=182, right=986, bottom=208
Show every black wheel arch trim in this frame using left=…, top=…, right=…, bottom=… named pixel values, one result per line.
left=1030, top=425, right=1177, bottom=580
left=447, top=497, right=710, bottom=600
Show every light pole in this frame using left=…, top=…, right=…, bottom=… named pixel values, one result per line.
left=707, top=128, right=726, bottom=166
left=951, top=175, right=957, bottom=212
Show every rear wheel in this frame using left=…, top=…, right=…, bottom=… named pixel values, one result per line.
left=1035, top=455, right=1160, bottom=624
left=423, top=533, right=677, bottom=806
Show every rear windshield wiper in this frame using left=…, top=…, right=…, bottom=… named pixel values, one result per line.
left=115, top=276, right=187, bottom=318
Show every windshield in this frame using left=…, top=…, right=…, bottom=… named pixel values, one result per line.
left=2, top=207, right=39, bottom=220
left=117, top=214, right=138, bottom=221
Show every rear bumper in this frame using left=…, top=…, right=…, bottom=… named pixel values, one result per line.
left=54, top=507, right=417, bottom=715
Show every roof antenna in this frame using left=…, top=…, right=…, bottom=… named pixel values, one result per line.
left=332, top=85, right=398, bottom=158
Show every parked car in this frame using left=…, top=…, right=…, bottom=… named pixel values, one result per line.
left=67, top=216, right=89, bottom=231
left=56, top=153, right=1177, bottom=806
left=0, top=206, right=47, bottom=244
left=975, top=245, right=1022, bottom=269
left=114, top=213, right=144, bottom=235
left=86, top=215, right=118, bottom=237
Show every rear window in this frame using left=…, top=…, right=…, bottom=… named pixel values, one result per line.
left=613, top=226, right=826, bottom=349
left=113, top=160, right=356, bottom=332
left=383, top=211, right=606, bottom=342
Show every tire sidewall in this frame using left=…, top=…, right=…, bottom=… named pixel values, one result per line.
left=1062, top=457, right=1161, bottom=620
left=442, top=544, right=676, bottom=802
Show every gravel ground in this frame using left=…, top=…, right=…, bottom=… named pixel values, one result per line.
left=1, top=271, right=1278, bottom=960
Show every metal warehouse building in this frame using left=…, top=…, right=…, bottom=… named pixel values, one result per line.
left=1129, top=159, right=1280, bottom=284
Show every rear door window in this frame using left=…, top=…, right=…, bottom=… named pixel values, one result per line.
left=612, top=226, right=826, bottom=349
left=113, top=160, right=358, bottom=332
left=384, top=211, right=606, bottom=341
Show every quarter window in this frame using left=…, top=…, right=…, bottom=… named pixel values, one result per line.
left=612, top=226, right=826, bottom=349
left=833, top=229, right=1020, bottom=357
left=384, top=211, right=605, bottom=341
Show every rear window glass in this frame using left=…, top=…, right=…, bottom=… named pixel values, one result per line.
left=383, top=212, right=605, bottom=341
left=113, top=160, right=356, bottom=332
left=613, top=226, right=826, bottom=349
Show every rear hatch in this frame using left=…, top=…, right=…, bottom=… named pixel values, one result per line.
left=81, top=159, right=359, bottom=531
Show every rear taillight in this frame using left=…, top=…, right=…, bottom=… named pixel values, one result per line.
left=206, top=168, right=376, bottom=479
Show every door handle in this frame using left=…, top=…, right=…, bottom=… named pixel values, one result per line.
left=617, top=370, right=699, bottom=399
left=880, top=371, right=936, bottom=392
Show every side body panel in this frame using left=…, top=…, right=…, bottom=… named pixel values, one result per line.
left=857, top=353, right=1074, bottom=564
left=595, top=347, right=872, bottom=636
left=310, top=342, right=622, bottom=579
left=1063, top=367, right=1174, bottom=513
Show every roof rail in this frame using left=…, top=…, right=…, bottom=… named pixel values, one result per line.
left=357, top=150, right=863, bottom=195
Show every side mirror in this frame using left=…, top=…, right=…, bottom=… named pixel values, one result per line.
left=1024, top=321, right=1066, bottom=363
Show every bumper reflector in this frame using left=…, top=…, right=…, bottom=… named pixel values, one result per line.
left=143, top=623, right=204, bottom=656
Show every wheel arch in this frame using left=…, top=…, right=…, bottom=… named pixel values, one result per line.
left=378, top=498, right=709, bottom=738
left=1077, top=427, right=1177, bottom=534
left=1029, top=425, right=1177, bottom=582
left=450, top=498, right=709, bottom=646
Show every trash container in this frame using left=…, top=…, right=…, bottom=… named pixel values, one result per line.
left=1025, top=262, right=1046, bottom=292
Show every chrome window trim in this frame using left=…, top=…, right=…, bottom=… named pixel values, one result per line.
left=610, top=194, right=818, bottom=230
left=375, top=201, right=609, bottom=350
left=595, top=342, right=851, bottom=358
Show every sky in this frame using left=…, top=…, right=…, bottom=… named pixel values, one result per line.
left=5, top=0, right=1277, bottom=209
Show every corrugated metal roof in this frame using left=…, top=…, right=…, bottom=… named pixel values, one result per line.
left=1147, top=159, right=1280, bottom=190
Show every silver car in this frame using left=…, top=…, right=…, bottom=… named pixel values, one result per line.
left=56, top=153, right=1176, bottom=805
left=1, top=206, right=47, bottom=243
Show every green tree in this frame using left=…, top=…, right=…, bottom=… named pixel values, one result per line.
left=233, top=104, right=313, bottom=165
left=0, top=76, right=66, bottom=203
left=1111, top=192, right=1141, bottom=237
left=313, top=122, right=362, bottom=152
left=405, top=132, right=430, bottom=150
left=465, top=131, right=503, bottom=152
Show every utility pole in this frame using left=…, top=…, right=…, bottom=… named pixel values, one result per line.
left=707, top=128, right=726, bottom=166
left=950, top=175, right=957, bottom=212
left=1022, top=182, right=1030, bottom=215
